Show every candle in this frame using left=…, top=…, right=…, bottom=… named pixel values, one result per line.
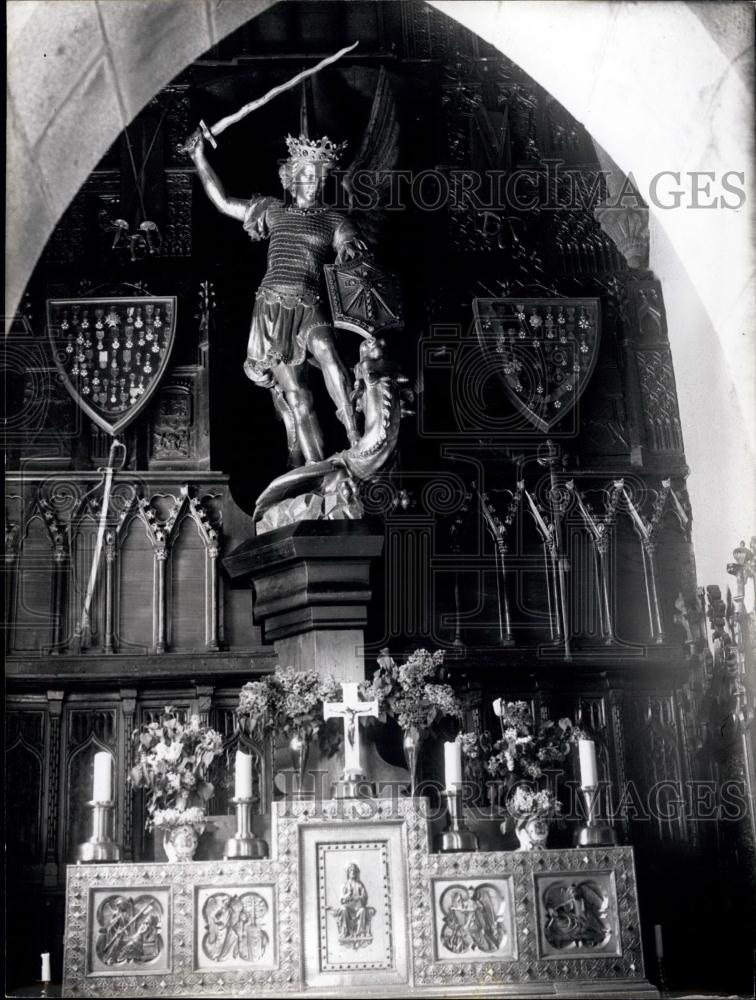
left=578, top=739, right=598, bottom=788
left=492, top=698, right=503, bottom=717
left=235, top=751, right=254, bottom=799
left=92, top=751, right=113, bottom=801
left=41, top=953, right=51, bottom=983
left=653, top=924, right=664, bottom=960
left=444, top=738, right=463, bottom=792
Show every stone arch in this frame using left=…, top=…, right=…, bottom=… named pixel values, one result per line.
left=6, top=0, right=753, bottom=586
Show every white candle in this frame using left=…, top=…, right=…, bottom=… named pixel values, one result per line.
left=444, top=738, right=463, bottom=792
left=653, top=924, right=664, bottom=960
left=578, top=739, right=598, bottom=788
left=492, top=698, right=503, bottom=717
left=235, top=751, right=254, bottom=799
left=93, top=751, right=113, bottom=801
left=41, top=953, right=51, bottom=983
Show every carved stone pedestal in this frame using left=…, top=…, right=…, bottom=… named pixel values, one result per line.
left=224, top=520, right=384, bottom=682
left=63, top=798, right=659, bottom=998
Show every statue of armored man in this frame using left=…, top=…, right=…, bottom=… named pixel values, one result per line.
left=185, top=129, right=363, bottom=466
left=183, top=59, right=406, bottom=528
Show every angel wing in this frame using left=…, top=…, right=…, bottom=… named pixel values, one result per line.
left=341, top=66, right=399, bottom=248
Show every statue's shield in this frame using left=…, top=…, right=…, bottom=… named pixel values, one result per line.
left=324, top=257, right=402, bottom=337
left=473, top=297, right=600, bottom=432
left=47, top=296, right=177, bottom=435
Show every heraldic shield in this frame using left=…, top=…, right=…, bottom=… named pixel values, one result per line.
left=473, top=297, right=600, bottom=433
left=324, top=257, right=402, bottom=338
left=47, top=296, right=177, bottom=436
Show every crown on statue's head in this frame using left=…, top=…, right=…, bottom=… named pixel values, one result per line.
left=285, top=134, right=347, bottom=166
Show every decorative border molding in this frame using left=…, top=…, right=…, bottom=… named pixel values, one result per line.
left=64, top=801, right=652, bottom=997
left=63, top=858, right=300, bottom=995
left=412, top=846, right=645, bottom=988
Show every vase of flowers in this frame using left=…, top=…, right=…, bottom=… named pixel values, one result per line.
left=236, top=668, right=340, bottom=798
left=365, top=648, right=462, bottom=797
left=130, top=707, right=223, bottom=861
left=507, top=785, right=561, bottom=850
left=461, top=700, right=582, bottom=848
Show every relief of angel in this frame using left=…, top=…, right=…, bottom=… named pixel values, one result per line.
left=439, top=884, right=507, bottom=955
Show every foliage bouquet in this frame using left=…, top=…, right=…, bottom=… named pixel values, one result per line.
left=130, top=706, right=223, bottom=834
left=236, top=668, right=341, bottom=797
left=365, top=648, right=463, bottom=794
left=485, top=699, right=581, bottom=791
left=459, top=699, right=582, bottom=848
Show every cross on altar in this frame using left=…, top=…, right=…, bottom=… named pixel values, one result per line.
left=324, top=683, right=378, bottom=779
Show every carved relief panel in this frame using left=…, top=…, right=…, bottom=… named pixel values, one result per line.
left=195, top=885, right=276, bottom=971
left=89, top=890, right=170, bottom=975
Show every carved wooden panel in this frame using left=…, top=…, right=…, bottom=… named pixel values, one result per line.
left=13, top=516, right=55, bottom=652
left=5, top=710, right=46, bottom=867
left=636, top=348, right=683, bottom=452
left=117, top=514, right=155, bottom=653
left=170, top=515, right=206, bottom=651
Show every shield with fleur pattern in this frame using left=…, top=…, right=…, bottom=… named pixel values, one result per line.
left=473, top=297, right=600, bottom=432
left=47, top=296, right=177, bottom=436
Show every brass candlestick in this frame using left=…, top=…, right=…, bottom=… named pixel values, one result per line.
left=439, top=790, right=479, bottom=853
left=76, top=800, right=121, bottom=863
left=575, top=785, right=616, bottom=846
left=223, top=797, right=268, bottom=860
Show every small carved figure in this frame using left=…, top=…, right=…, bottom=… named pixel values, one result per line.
left=439, top=884, right=506, bottom=955
left=328, top=863, right=376, bottom=947
left=544, top=880, right=610, bottom=950
left=204, top=895, right=240, bottom=961
left=96, top=894, right=163, bottom=966
left=202, top=892, right=269, bottom=964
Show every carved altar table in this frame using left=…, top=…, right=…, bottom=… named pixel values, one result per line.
left=62, top=798, right=658, bottom=997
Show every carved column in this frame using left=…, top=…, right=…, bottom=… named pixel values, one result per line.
left=207, top=540, right=220, bottom=652
left=641, top=539, right=665, bottom=643
left=495, top=540, right=514, bottom=645
left=155, top=545, right=168, bottom=654
left=104, top=530, right=116, bottom=653
left=50, top=536, right=69, bottom=653
left=44, top=690, right=65, bottom=886
left=595, top=536, right=615, bottom=642
left=119, top=689, right=137, bottom=860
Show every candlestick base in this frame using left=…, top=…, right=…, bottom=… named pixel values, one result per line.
left=333, top=772, right=375, bottom=799
left=223, top=797, right=268, bottom=860
left=223, top=834, right=269, bottom=860
left=76, top=800, right=121, bottom=864
left=438, top=790, right=479, bottom=854
left=575, top=785, right=617, bottom=847
left=575, top=824, right=617, bottom=846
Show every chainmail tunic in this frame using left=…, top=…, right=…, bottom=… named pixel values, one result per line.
left=241, top=196, right=358, bottom=377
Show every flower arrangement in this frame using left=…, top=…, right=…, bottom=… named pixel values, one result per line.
left=130, top=707, right=223, bottom=831
left=365, top=648, right=463, bottom=741
left=236, top=667, right=341, bottom=745
left=507, top=785, right=561, bottom=820
left=486, top=700, right=581, bottom=785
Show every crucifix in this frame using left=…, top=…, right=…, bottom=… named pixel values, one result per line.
left=324, top=683, right=378, bottom=792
